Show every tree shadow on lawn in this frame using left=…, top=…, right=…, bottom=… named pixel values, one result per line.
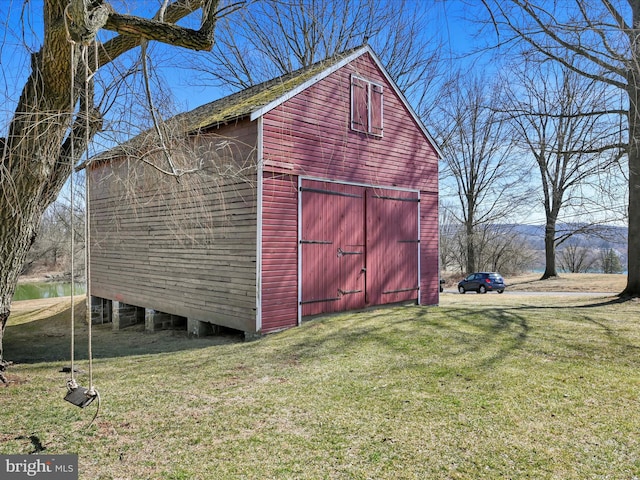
left=548, top=295, right=640, bottom=354
left=279, top=295, right=638, bottom=372
left=278, top=304, right=532, bottom=370
left=4, top=302, right=241, bottom=365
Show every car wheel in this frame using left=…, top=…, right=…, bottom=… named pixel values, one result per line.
left=497, top=289, right=504, bottom=294
left=478, top=285, right=487, bottom=294
left=458, top=286, right=465, bottom=294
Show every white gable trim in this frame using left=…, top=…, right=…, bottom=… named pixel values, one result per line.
left=249, top=46, right=369, bottom=122
left=249, top=45, right=442, bottom=159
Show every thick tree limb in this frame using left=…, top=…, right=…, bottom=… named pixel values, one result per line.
left=96, top=0, right=220, bottom=68
left=103, top=12, right=216, bottom=52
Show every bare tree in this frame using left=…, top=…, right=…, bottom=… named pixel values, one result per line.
left=502, top=58, right=624, bottom=279
left=439, top=202, right=461, bottom=273
left=480, top=0, right=638, bottom=295
left=475, top=224, right=537, bottom=275
left=434, top=73, right=528, bottom=273
left=559, top=241, right=597, bottom=273
left=0, top=0, right=223, bottom=365
left=189, top=0, right=443, bottom=114
left=22, top=175, right=86, bottom=278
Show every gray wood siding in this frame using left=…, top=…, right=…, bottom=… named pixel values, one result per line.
left=89, top=119, right=259, bottom=332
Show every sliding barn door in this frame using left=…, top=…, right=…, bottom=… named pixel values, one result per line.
left=366, top=187, right=420, bottom=305
left=300, top=180, right=366, bottom=316
left=300, top=180, right=418, bottom=317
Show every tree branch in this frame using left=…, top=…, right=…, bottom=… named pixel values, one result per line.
left=103, top=12, right=216, bottom=52
left=484, top=0, right=629, bottom=90
left=96, top=0, right=221, bottom=68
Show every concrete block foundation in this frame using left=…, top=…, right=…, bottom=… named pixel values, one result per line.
left=112, top=301, right=144, bottom=330
left=187, top=317, right=214, bottom=337
left=88, top=296, right=246, bottom=339
left=145, top=309, right=187, bottom=332
left=90, top=296, right=112, bottom=325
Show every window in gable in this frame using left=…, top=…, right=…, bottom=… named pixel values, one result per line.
left=351, top=75, right=383, bottom=136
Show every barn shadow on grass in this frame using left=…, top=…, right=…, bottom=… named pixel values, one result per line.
left=4, top=300, right=242, bottom=365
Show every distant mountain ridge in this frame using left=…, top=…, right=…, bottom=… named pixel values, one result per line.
left=506, top=223, right=627, bottom=251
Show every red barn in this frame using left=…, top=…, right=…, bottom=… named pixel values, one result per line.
left=87, top=45, right=441, bottom=337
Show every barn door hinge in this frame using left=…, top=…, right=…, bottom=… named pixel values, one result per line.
left=337, top=247, right=362, bottom=257
left=371, top=194, right=420, bottom=202
left=382, top=286, right=420, bottom=294
left=300, top=240, right=333, bottom=244
left=300, top=186, right=362, bottom=198
left=338, top=289, right=363, bottom=295
left=300, top=297, right=340, bottom=305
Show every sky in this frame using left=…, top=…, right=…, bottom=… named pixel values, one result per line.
left=0, top=0, right=482, bottom=122
left=0, top=0, right=628, bottom=229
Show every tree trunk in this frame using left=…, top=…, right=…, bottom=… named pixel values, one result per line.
left=623, top=17, right=640, bottom=295
left=541, top=221, right=558, bottom=279
left=623, top=122, right=640, bottom=295
left=0, top=311, right=9, bottom=365
left=0, top=0, right=77, bottom=361
left=0, top=0, right=219, bottom=360
left=466, top=223, right=476, bottom=273
left=0, top=216, right=39, bottom=362
left=619, top=2, right=640, bottom=296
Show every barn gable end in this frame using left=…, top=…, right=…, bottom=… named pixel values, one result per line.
left=258, top=50, right=439, bottom=332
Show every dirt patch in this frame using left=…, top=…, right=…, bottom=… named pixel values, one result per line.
left=0, top=373, right=28, bottom=387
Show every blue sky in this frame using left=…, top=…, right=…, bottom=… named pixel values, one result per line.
left=0, top=0, right=485, bottom=122
left=0, top=1, right=626, bottom=228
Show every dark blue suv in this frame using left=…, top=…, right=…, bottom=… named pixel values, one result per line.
left=458, top=272, right=505, bottom=294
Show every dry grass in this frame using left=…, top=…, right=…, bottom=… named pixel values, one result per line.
left=1, top=280, right=639, bottom=479
left=506, top=273, right=627, bottom=292
left=442, top=272, right=627, bottom=293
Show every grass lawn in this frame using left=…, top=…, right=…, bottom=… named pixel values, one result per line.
left=1, top=292, right=639, bottom=479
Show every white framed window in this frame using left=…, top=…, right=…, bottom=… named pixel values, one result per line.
left=351, top=75, right=383, bottom=136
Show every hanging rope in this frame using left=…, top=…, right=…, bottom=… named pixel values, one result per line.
left=68, top=33, right=77, bottom=390
left=82, top=42, right=96, bottom=397
left=63, top=4, right=100, bottom=422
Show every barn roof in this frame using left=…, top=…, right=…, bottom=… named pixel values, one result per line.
left=174, top=45, right=367, bottom=130
left=84, top=44, right=441, bottom=167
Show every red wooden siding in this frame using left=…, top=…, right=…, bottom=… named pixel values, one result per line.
left=419, top=191, right=439, bottom=306
left=259, top=51, right=438, bottom=330
left=261, top=53, right=438, bottom=193
left=89, top=121, right=260, bottom=333
left=260, top=172, right=299, bottom=332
